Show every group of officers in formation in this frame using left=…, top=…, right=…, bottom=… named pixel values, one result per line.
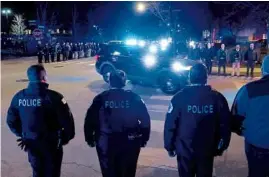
left=36, top=41, right=101, bottom=64
left=189, top=42, right=258, bottom=78
left=6, top=52, right=269, bottom=176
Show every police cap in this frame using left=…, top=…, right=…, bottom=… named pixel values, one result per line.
left=189, top=63, right=208, bottom=85
left=109, top=70, right=126, bottom=88
left=27, top=64, right=46, bottom=82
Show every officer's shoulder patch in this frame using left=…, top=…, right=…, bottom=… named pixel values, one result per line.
left=167, top=103, right=173, bottom=113
left=61, top=98, right=67, bottom=104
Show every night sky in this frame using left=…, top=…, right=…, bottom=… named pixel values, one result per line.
left=1, top=1, right=268, bottom=39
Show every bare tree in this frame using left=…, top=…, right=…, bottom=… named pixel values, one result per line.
left=215, top=2, right=269, bottom=36
left=10, top=14, right=26, bottom=36
left=36, top=2, right=48, bottom=27
left=72, top=4, right=79, bottom=41
left=146, top=2, right=181, bottom=26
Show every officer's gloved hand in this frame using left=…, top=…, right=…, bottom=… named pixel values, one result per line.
left=87, top=141, right=96, bottom=147
left=141, top=141, right=147, bottom=148
left=17, top=138, right=28, bottom=152
left=168, top=151, right=176, bottom=158
left=214, top=139, right=225, bottom=156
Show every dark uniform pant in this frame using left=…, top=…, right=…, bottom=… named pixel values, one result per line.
left=63, top=52, right=69, bottom=61
left=218, top=61, right=226, bottom=76
left=205, top=60, right=212, bottom=75
left=246, top=63, right=255, bottom=77
left=57, top=53, right=61, bottom=62
left=245, top=141, right=269, bottom=177
left=177, top=155, right=214, bottom=177
left=45, top=54, right=50, bottom=63
left=27, top=140, right=63, bottom=177
left=96, top=137, right=141, bottom=177
left=38, top=55, right=43, bottom=64
left=51, top=54, right=55, bottom=62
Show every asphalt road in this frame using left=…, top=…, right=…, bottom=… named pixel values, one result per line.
left=1, top=57, right=262, bottom=177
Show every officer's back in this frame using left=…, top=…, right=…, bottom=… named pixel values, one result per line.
left=164, top=63, right=231, bottom=177
left=7, top=65, right=75, bottom=177
left=84, top=70, right=150, bottom=177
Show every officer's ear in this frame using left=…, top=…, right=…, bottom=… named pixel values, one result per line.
left=40, top=70, right=48, bottom=83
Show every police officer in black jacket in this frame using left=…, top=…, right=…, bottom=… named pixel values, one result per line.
left=244, top=43, right=258, bottom=78
left=217, top=44, right=227, bottom=76
left=7, top=64, right=75, bottom=177
left=50, top=43, right=56, bottom=63
left=204, top=43, right=214, bottom=75
left=36, top=41, right=43, bottom=64
left=84, top=70, right=151, bottom=177
left=164, top=63, right=231, bottom=177
left=43, top=43, right=50, bottom=63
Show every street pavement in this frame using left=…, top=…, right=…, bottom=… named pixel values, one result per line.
left=1, top=57, right=262, bottom=177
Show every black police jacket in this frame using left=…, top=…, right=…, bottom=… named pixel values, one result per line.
left=230, top=49, right=242, bottom=63
left=204, top=48, right=214, bottom=62
left=7, top=82, right=75, bottom=145
left=244, top=49, right=258, bottom=64
left=164, top=85, right=231, bottom=157
left=217, top=49, right=227, bottom=62
left=84, top=88, right=151, bottom=145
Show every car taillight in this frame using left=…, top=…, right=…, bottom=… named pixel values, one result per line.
left=95, top=55, right=100, bottom=61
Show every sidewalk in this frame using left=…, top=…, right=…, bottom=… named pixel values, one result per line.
left=211, top=66, right=261, bottom=77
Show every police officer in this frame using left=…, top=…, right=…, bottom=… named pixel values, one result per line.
left=6, top=64, right=75, bottom=177
left=43, top=43, right=50, bottom=63
left=56, top=43, right=62, bottom=62
left=217, top=43, right=227, bottom=76
left=50, top=43, right=56, bottom=63
left=204, top=43, right=214, bottom=75
left=84, top=70, right=151, bottom=177
left=164, top=63, right=231, bottom=177
left=244, top=43, right=258, bottom=78
left=36, top=41, right=43, bottom=64
left=231, top=56, right=269, bottom=177
left=230, top=44, right=243, bottom=77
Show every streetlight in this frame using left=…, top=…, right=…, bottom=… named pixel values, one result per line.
left=2, top=8, right=12, bottom=19
left=136, top=2, right=146, bottom=13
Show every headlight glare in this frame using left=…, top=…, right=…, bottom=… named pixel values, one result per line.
left=144, top=55, right=156, bottom=68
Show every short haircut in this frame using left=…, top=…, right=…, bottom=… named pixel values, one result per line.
left=189, top=63, right=208, bottom=85
left=27, top=64, right=46, bottom=82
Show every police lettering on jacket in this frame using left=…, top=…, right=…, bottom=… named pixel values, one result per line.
left=104, top=100, right=130, bottom=109
left=187, top=104, right=214, bottom=114
left=18, top=99, right=42, bottom=107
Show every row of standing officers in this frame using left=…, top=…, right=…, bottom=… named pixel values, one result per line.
left=7, top=56, right=269, bottom=177
left=36, top=41, right=101, bottom=64
left=189, top=43, right=258, bottom=78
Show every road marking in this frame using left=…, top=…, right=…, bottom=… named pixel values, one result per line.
left=150, top=95, right=172, bottom=101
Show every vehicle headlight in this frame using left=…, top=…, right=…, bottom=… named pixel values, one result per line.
left=138, top=40, right=146, bottom=47
left=149, top=45, right=158, bottom=53
left=144, top=55, right=156, bottom=68
left=172, top=62, right=192, bottom=72
left=126, top=39, right=137, bottom=46
left=112, top=51, right=120, bottom=56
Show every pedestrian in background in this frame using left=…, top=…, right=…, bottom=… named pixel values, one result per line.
left=230, top=44, right=243, bottom=77
left=244, top=43, right=258, bottom=79
left=217, top=43, right=227, bottom=76
left=231, top=55, right=269, bottom=177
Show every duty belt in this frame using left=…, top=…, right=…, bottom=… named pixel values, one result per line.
left=128, top=133, right=142, bottom=140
